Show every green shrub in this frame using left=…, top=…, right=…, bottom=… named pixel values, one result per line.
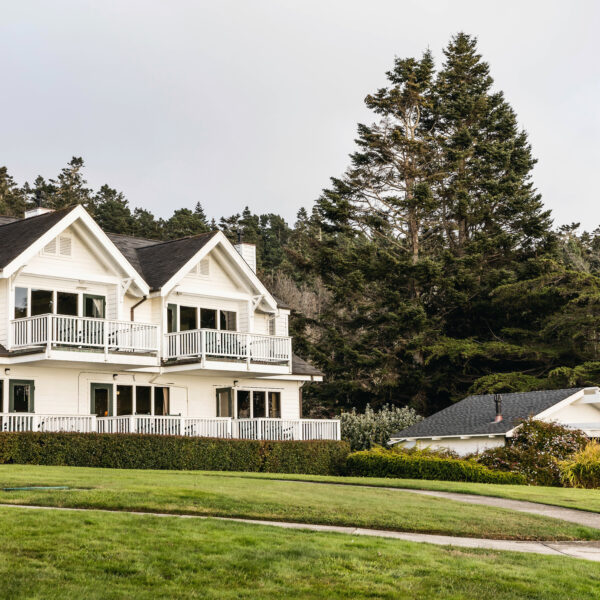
left=478, top=418, right=588, bottom=486
left=340, top=404, right=422, bottom=451
left=560, top=441, right=600, bottom=488
left=0, top=432, right=350, bottom=476
left=344, top=448, right=525, bottom=484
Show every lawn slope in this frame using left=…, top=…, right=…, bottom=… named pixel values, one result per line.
left=0, top=465, right=597, bottom=541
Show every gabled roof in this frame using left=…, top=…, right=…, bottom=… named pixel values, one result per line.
left=105, top=233, right=161, bottom=275
left=0, top=207, right=78, bottom=269
left=395, top=388, right=583, bottom=439
left=0, top=206, right=149, bottom=294
left=130, top=232, right=217, bottom=291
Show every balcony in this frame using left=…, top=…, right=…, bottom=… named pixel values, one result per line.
left=10, top=314, right=159, bottom=356
left=0, top=413, right=341, bottom=441
left=164, top=329, right=292, bottom=368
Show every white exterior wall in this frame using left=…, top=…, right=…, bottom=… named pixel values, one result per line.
left=0, top=365, right=300, bottom=419
left=0, top=279, right=7, bottom=347
left=401, top=437, right=505, bottom=456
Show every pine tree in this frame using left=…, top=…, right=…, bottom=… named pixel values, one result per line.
left=0, top=167, right=26, bottom=216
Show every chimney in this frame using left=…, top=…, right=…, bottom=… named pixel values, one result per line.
left=24, top=207, right=54, bottom=219
left=494, top=394, right=503, bottom=423
left=234, top=229, right=256, bottom=272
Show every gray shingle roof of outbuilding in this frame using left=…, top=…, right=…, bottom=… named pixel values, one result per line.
left=394, top=388, right=583, bottom=439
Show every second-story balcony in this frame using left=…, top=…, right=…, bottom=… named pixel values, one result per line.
left=10, top=314, right=159, bottom=358
left=164, top=329, right=292, bottom=369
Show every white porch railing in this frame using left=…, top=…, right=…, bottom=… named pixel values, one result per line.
left=0, top=414, right=340, bottom=440
left=165, top=329, right=292, bottom=365
left=0, top=413, right=96, bottom=433
left=10, top=314, right=159, bottom=354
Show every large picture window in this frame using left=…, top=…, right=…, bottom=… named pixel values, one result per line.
left=200, top=308, right=217, bottom=330
left=116, top=385, right=133, bottom=416
left=31, top=289, right=53, bottom=316
left=233, top=389, right=282, bottom=419
left=136, top=386, right=152, bottom=415
left=179, top=306, right=197, bottom=331
left=57, top=292, right=78, bottom=316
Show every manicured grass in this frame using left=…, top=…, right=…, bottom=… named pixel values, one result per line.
left=229, top=472, right=600, bottom=513
left=0, top=465, right=597, bottom=541
left=0, top=506, right=599, bottom=599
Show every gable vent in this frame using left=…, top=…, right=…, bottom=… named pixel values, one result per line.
left=42, top=239, right=57, bottom=255
left=198, top=259, right=210, bottom=276
left=59, top=236, right=72, bottom=257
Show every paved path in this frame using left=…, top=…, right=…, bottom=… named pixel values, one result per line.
left=2, top=503, right=600, bottom=562
left=273, top=478, right=600, bottom=530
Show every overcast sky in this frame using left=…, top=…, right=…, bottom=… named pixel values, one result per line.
left=1, top=1, right=599, bottom=227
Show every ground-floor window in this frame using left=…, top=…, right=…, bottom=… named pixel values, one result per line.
left=90, top=383, right=171, bottom=417
left=216, top=388, right=233, bottom=417
left=9, top=380, right=34, bottom=413
left=217, top=388, right=282, bottom=419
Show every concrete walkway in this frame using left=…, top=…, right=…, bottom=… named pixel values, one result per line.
left=274, top=478, right=600, bottom=530
left=2, top=502, right=600, bottom=562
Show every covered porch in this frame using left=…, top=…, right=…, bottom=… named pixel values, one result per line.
left=0, top=413, right=340, bottom=441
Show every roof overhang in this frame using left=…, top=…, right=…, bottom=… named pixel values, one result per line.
left=0, top=205, right=149, bottom=295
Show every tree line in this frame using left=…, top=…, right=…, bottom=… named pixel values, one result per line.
left=3, top=33, right=600, bottom=417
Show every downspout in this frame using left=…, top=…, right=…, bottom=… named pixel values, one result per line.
left=130, top=296, right=147, bottom=321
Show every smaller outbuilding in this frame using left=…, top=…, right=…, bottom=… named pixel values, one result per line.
left=391, top=387, right=600, bottom=456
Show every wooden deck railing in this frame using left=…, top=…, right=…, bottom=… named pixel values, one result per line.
left=10, top=314, right=159, bottom=354
left=165, top=329, right=292, bottom=365
left=2, top=414, right=341, bottom=440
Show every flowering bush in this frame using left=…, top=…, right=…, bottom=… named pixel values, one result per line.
left=340, top=404, right=422, bottom=451
left=478, top=418, right=587, bottom=486
left=560, top=441, right=600, bottom=488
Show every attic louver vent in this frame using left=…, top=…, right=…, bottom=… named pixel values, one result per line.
left=42, top=239, right=57, bottom=255
left=59, top=236, right=72, bottom=257
left=198, top=259, right=210, bottom=276
left=42, top=235, right=72, bottom=257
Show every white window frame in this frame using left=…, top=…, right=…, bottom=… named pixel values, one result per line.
left=234, top=387, right=282, bottom=419
left=13, top=286, right=104, bottom=319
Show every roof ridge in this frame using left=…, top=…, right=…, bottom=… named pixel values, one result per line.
left=135, top=230, right=218, bottom=251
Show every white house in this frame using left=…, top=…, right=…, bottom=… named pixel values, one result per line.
left=0, top=205, right=338, bottom=440
left=391, top=388, right=600, bottom=455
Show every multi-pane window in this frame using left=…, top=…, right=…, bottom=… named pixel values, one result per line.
left=14, top=288, right=105, bottom=319
left=169, top=305, right=238, bottom=333
left=222, top=388, right=282, bottom=419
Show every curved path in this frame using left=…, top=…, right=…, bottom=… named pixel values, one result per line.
left=2, top=503, right=600, bottom=562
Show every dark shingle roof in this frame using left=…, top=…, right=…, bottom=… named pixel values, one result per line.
left=291, top=354, right=323, bottom=377
left=0, top=207, right=77, bottom=269
left=108, top=231, right=218, bottom=290
left=0, top=216, right=18, bottom=226
left=395, top=388, right=583, bottom=439
left=106, top=233, right=161, bottom=274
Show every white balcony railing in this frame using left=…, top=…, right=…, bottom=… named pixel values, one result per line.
left=0, top=413, right=96, bottom=433
left=97, top=416, right=340, bottom=440
left=0, top=414, right=340, bottom=440
left=10, top=314, right=159, bottom=354
left=165, top=329, right=292, bottom=365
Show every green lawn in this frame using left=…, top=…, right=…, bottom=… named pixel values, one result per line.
left=229, top=471, right=600, bottom=512
left=0, top=506, right=598, bottom=599
left=0, top=465, right=597, bottom=541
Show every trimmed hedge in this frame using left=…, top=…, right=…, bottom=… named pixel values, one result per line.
left=345, top=449, right=526, bottom=484
left=0, top=432, right=350, bottom=476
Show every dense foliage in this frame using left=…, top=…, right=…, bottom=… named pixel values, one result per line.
left=0, top=433, right=349, bottom=476
left=560, top=441, right=600, bottom=489
left=344, top=447, right=525, bottom=484
left=478, top=419, right=588, bottom=486
left=340, top=404, right=422, bottom=450
left=3, top=33, right=600, bottom=417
